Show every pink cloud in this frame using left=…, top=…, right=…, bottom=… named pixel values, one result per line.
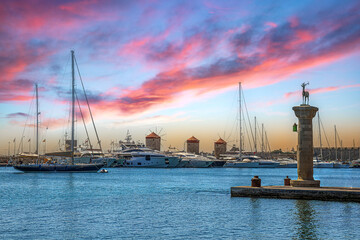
left=289, top=16, right=299, bottom=28
left=1, top=0, right=359, bottom=119
left=265, top=22, right=277, bottom=28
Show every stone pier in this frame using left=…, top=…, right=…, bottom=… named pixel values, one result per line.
left=290, top=104, right=320, bottom=187
left=230, top=84, right=360, bottom=201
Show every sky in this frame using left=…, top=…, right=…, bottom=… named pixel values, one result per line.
left=0, top=0, right=359, bottom=155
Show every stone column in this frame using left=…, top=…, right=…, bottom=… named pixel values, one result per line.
left=290, top=105, right=320, bottom=187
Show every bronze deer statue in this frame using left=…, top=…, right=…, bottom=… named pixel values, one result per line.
left=301, top=82, right=309, bottom=105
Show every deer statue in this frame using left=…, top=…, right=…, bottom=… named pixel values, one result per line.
left=301, top=82, right=309, bottom=105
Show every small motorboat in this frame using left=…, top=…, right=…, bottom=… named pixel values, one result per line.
left=99, top=169, right=108, bottom=173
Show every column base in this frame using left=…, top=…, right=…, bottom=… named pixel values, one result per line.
left=290, top=179, right=320, bottom=188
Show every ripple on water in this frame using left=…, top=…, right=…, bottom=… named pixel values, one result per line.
left=1, top=167, right=360, bottom=239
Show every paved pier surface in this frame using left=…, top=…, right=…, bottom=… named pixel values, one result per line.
left=231, top=186, right=360, bottom=202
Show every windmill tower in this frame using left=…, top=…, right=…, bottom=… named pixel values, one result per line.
left=187, top=136, right=200, bottom=154
left=214, top=138, right=227, bottom=159
left=145, top=132, right=161, bottom=151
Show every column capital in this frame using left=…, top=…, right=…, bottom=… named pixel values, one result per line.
left=292, top=105, right=318, bottom=119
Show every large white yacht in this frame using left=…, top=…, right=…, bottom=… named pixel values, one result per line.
left=277, top=158, right=297, bottom=168
left=223, top=155, right=280, bottom=168
left=171, top=152, right=213, bottom=168
left=75, top=149, right=117, bottom=167
left=119, top=149, right=181, bottom=168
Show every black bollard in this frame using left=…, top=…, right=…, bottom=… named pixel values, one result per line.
left=284, top=176, right=291, bottom=186
left=251, top=176, right=261, bottom=187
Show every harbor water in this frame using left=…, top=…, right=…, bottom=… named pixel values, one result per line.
left=1, top=167, right=360, bottom=239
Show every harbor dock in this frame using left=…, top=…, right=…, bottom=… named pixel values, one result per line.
left=231, top=92, right=360, bottom=203
left=231, top=186, right=360, bottom=202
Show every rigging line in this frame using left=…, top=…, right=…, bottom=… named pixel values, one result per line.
left=242, top=88, right=255, bottom=148
left=265, top=131, right=272, bottom=158
left=255, top=119, right=263, bottom=151
left=228, top=108, right=238, bottom=143
left=65, top=55, right=73, bottom=143
left=75, top=91, right=94, bottom=155
left=224, top=89, right=238, bottom=141
left=228, top=100, right=241, bottom=142
left=243, top=117, right=251, bottom=152
left=18, top=88, right=36, bottom=154
left=316, top=113, right=321, bottom=147
left=242, top=107, right=253, bottom=152
left=319, top=117, right=330, bottom=159
left=74, top=56, right=103, bottom=153
left=336, top=127, right=342, bottom=146
left=319, top=117, right=331, bottom=148
left=56, top=54, right=71, bottom=145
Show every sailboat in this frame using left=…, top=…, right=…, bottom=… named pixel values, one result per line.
left=223, top=82, right=279, bottom=168
left=13, top=51, right=104, bottom=172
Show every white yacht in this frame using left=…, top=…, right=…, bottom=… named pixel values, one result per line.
left=171, top=152, right=213, bottom=168
left=277, top=158, right=297, bottom=168
left=223, top=155, right=280, bottom=168
left=313, top=157, right=334, bottom=168
left=119, top=149, right=180, bottom=168
left=75, top=149, right=117, bottom=167
left=350, top=159, right=360, bottom=168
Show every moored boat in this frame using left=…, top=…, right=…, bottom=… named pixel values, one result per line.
left=172, top=152, right=213, bottom=168
left=350, top=159, right=360, bottom=168
left=223, top=156, right=280, bottom=168
left=13, top=51, right=104, bottom=173
left=13, top=163, right=104, bottom=172
left=119, top=149, right=180, bottom=168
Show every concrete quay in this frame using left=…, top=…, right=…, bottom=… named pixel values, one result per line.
left=231, top=186, right=360, bottom=202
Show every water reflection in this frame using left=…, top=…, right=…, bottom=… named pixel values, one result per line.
left=248, top=198, right=261, bottom=239
left=60, top=173, right=78, bottom=240
left=294, top=200, right=318, bottom=240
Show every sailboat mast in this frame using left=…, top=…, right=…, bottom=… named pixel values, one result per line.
left=318, top=112, right=322, bottom=159
left=261, top=123, right=264, bottom=155
left=239, top=82, right=242, bottom=160
left=254, top=116, right=257, bottom=153
left=340, top=140, right=343, bottom=161
left=71, top=50, right=75, bottom=164
left=35, top=84, right=39, bottom=154
left=35, top=84, right=39, bottom=164
left=335, top=125, right=337, bottom=160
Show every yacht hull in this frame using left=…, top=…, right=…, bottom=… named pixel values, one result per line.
left=224, top=162, right=280, bottom=168
left=123, top=156, right=180, bottom=168
left=13, top=163, right=104, bottom=172
left=176, top=159, right=213, bottom=168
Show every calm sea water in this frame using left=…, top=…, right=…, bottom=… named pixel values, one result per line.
left=1, top=167, right=360, bottom=240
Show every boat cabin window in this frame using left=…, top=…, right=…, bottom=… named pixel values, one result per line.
left=146, top=155, right=151, bottom=161
left=138, top=162, right=141, bottom=165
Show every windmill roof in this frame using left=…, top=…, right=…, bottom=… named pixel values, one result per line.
left=187, top=136, right=199, bottom=143
left=146, top=132, right=160, bottom=139
left=215, top=138, right=226, bottom=144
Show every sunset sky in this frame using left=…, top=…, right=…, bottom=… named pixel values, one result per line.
left=0, top=0, right=359, bottom=154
